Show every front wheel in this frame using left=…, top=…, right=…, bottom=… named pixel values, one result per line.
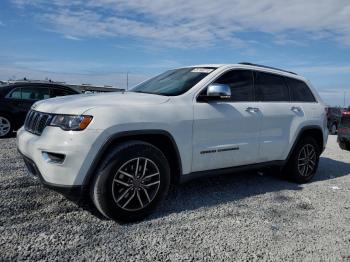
left=91, top=141, right=170, bottom=222
left=284, top=137, right=320, bottom=183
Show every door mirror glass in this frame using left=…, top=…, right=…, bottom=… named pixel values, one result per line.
left=206, top=84, right=231, bottom=99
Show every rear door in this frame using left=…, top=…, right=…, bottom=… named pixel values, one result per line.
left=3, top=87, right=23, bottom=127
left=254, top=71, right=301, bottom=162
left=192, top=69, right=261, bottom=172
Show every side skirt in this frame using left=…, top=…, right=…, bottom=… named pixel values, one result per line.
left=180, top=160, right=285, bottom=184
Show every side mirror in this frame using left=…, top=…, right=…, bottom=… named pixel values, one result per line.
left=206, top=84, right=231, bottom=99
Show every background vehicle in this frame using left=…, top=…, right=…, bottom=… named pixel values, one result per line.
left=338, top=110, right=350, bottom=150
left=17, top=63, right=328, bottom=222
left=0, top=81, right=121, bottom=138
left=326, top=107, right=343, bottom=135
left=0, top=81, right=80, bottom=138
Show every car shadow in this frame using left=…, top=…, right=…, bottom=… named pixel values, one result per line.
left=152, top=156, right=350, bottom=219
left=0, top=131, right=17, bottom=139
left=68, top=156, right=350, bottom=222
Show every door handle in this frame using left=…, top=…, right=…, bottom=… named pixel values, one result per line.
left=291, top=106, right=302, bottom=113
left=246, top=107, right=259, bottom=113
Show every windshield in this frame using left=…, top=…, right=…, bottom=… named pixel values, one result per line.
left=131, top=67, right=216, bottom=96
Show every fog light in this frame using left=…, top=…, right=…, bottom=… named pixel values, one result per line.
left=42, top=151, right=66, bottom=164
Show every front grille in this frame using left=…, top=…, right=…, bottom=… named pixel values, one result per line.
left=24, top=110, right=52, bottom=135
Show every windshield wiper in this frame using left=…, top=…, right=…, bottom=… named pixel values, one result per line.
left=130, top=90, right=166, bottom=96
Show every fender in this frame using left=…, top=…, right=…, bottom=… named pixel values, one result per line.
left=82, top=129, right=183, bottom=186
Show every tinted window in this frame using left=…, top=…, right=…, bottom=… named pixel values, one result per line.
left=51, top=88, right=76, bottom=97
left=255, top=72, right=290, bottom=102
left=285, top=77, right=316, bottom=102
left=21, top=87, right=50, bottom=100
left=6, top=88, right=21, bottom=99
left=213, top=70, right=254, bottom=101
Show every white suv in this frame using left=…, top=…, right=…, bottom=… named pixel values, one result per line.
left=17, top=63, right=328, bottom=222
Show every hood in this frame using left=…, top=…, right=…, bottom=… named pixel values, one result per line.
left=33, top=91, right=170, bottom=115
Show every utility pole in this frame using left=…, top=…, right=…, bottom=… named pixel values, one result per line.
left=344, top=91, right=346, bottom=108
left=126, top=72, right=129, bottom=91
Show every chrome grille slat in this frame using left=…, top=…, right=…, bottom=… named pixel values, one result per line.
left=24, top=110, right=51, bottom=136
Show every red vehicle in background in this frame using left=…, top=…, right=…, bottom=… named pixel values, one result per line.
left=338, top=108, right=350, bottom=151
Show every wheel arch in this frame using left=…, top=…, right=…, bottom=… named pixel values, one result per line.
left=286, top=125, right=324, bottom=163
left=83, top=130, right=183, bottom=187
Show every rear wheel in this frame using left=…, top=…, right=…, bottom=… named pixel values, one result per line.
left=284, top=137, right=320, bottom=183
left=0, top=114, right=13, bottom=138
left=339, top=141, right=350, bottom=151
left=91, top=141, right=170, bottom=222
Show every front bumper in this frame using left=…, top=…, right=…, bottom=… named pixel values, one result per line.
left=19, top=150, right=85, bottom=198
left=17, top=126, right=104, bottom=187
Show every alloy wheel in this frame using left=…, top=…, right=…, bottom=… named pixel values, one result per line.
left=297, top=144, right=317, bottom=177
left=112, top=157, right=161, bottom=211
left=0, top=117, right=11, bottom=137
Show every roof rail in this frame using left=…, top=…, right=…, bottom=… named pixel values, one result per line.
left=239, top=62, right=297, bottom=75
left=8, top=79, right=66, bottom=84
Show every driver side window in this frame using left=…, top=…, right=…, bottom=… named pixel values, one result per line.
left=213, top=70, right=254, bottom=102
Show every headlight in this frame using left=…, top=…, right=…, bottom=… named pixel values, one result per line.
left=49, top=115, right=93, bottom=131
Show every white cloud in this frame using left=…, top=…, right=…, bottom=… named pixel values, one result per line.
left=11, top=0, right=350, bottom=48
left=64, top=35, right=82, bottom=41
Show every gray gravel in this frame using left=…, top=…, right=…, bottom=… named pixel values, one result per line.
left=1, top=135, right=350, bottom=261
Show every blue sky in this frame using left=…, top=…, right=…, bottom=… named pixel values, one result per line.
left=0, top=0, right=350, bottom=106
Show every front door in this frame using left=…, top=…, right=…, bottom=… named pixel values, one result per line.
left=192, top=69, right=261, bottom=172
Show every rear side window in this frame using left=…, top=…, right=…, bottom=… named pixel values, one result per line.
left=6, top=88, right=21, bottom=99
left=51, top=88, right=76, bottom=97
left=254, top=72, right=289, bottom=102
left=285, top=77, right=316, bottom=102
left=213, top=70, right=254, bottom=101
left=21, top=87, right=50, bottom=100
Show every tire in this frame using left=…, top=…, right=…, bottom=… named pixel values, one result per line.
left=90, top=140, right=170, bottom=222
left=0, top=114, right=13, bottom=138
left=339, top=141, right=350, bottom=151
left=330, top=123, right=337, bottom=135
left=284, top=137, right=320, bottom=183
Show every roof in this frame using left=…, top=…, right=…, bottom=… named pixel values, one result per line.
left=1, top=80, right=123, bottom=93
left=187, top=63, right=304, bottom=80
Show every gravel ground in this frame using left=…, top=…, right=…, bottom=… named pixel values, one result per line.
left=0, top=135, right=350, bottom=261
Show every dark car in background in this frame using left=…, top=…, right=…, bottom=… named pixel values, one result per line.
left=338, top=109, right=350, bottom=151
left=0, top=80, right=122, bottom=138
left=326, top=107, right=343, bottom=135
left=0, top=81, right=81, bottom=138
